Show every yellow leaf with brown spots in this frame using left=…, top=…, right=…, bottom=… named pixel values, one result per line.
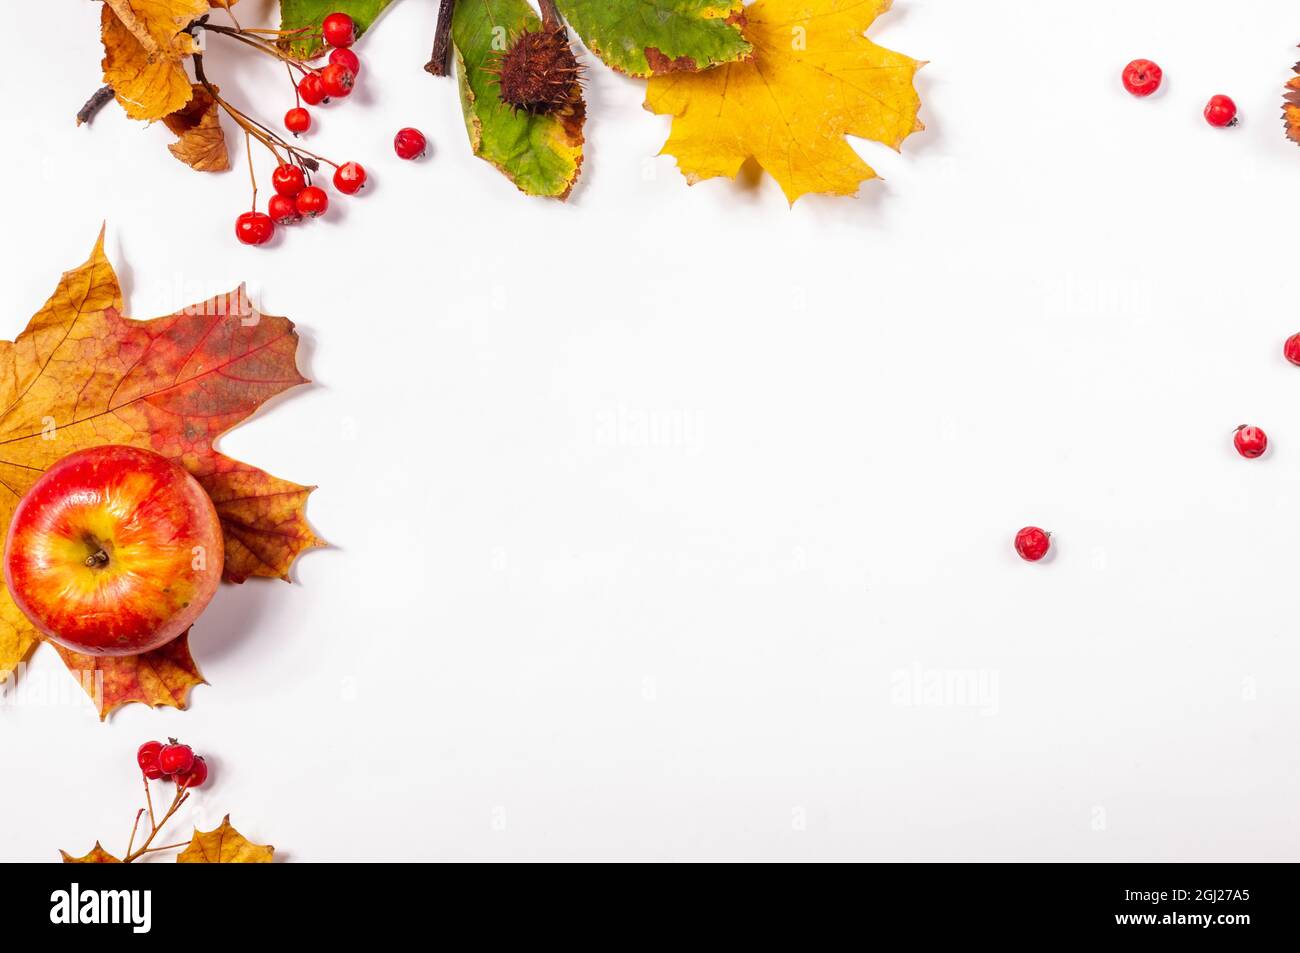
left=101, top=0, right=209, bottom=122
left=0, top=233, right=321, bottom=717
left=177, top=816, right=274, bottom=863
left=644, top=0, right=924, bottom=204
left=60, top=842, right=123, bottom=863
left=163, top=84, right=229, bottom=172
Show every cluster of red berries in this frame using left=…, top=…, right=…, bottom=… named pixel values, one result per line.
left=137, top=738, right=208, bottom=788
left=286, top=12, right=361, bottom=137
left=234, top=12, right=431, bottom=246
left=1121, top=58, right=1237, bottom=127
left=236, top=150, right=366, bottom=244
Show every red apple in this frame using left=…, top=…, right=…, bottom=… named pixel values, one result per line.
left=3, top=445, right=223, bottom=656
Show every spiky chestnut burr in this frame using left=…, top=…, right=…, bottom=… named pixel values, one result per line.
left=489, top=26, right=583, bottom=116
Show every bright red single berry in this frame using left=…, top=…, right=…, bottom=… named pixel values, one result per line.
left=1121, top=59, right=1162, bottom=97
left=296, top=185, right=329, bottom=218
left=393, top=127, right=427, bottom=160
left=1204, top=94, right=1237, bottom=127
left=235, top=211, right=275, bottom=246
left=285, top=107, right=311, bottom=135
left=1234, top=424, right=1267, bottom=458
left=1014, top=526, right=1051, bottom=562
left=271, top=163, right=306, bottom=197
left=333, top=161, right=367, bottom=194
left=176, top=756, right=209, bottom=790
left=137, top=740, right=164, bottom=779
left=1284, top=333, right=1300, bottom=366
left=329, top=47, right=361, bottom=77
left=322, top=12, right=356, bottom=48
left=158, top=741, right=195, bottom=775
left=298, top=72, right=327, bottom=106
left=268, top=193, right=301, bottom=225
left=320, top=63, right=355, bottom=99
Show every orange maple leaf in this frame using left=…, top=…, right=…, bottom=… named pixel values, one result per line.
left=60, top=842, right=124, bottom=863
left=1285, top=50, right=1300, bottom=146
left=0, top=232, right=321, bottom=718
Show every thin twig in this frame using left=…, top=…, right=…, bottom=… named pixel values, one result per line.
left=75, top=85, right=115, bottom=126
left=214, top=0, right=242, bottom=31
left=126, top=809, right=144, bottom=856
left=123, top=788, right=190, bottom=863
left=142, top=775, right=156, bottom=830
left=425, top=0, right=457, bottom=77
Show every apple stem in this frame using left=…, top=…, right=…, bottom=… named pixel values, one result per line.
left=84, top=549, right=109, bottom=568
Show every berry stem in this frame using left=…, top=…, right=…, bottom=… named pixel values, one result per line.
left=125, top=808, right=144, bottom=856
left=212, top=0, right=242, bottom=31
left=141, top=773, right=156, bottom=830
left=122, top=785, right=190, bottom=863
left=192, top=53, right=340, bottom=175
left=203, top=22, right=315, bottom=74
left=75, top=85, right=115, bottom=127
left=244, top=131, right=259, bottom=211
left=425, top=0, right=458, bottom=77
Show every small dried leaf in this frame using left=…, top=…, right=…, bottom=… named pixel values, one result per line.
left=177, top=816, right=274, bottom=863
left=163, top=84, right=229, bottom=172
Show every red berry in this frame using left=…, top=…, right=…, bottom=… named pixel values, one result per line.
left=158, top=741, right=195, bottom=775
left=320, top=62, right=355, bottom=99
left=137, top=740, right=164, bottom=778
left=1014, top=526, right=1051, bottom=562
left=1204, top=94, right=1237, bottom=127
left=285, top=107, right=311, bottom=135
left=393, top=127, right=427, bottom=160
left=235, top=211, right=275, bottom=246
left=268, top=193, right=301, bottom=225
left=322, top=12, right=356, bottom=48
left=176, top=756, right=208, bottom=790
left=1121, top=58, right=1162, bottom=97
left=298, top=72, right=326, bottom=106
left=1284, top=333, right=1300, bottom=366
left=271, top=163, right=306, bottom=197
left=296, top=185, right=329, bottom=218
left=333, top=161, right=367, bottom=194
left=1234, top=424, right=1267, bottom=458
left=329, top=47, right=361, bottom=76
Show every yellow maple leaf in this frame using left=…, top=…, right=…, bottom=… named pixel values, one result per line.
left=644, top=0, right=924, bottom=203
left=177, top=815, right=274, bottom=863
left=101, top=0, right=210, bottom=122
left=60, top=842, right=124, bottom=863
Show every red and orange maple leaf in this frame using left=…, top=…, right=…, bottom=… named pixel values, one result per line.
left=0, top=232, right=321, bottom=718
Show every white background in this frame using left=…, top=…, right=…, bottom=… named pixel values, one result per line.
left=2, top=0, right=1298, bottom=861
